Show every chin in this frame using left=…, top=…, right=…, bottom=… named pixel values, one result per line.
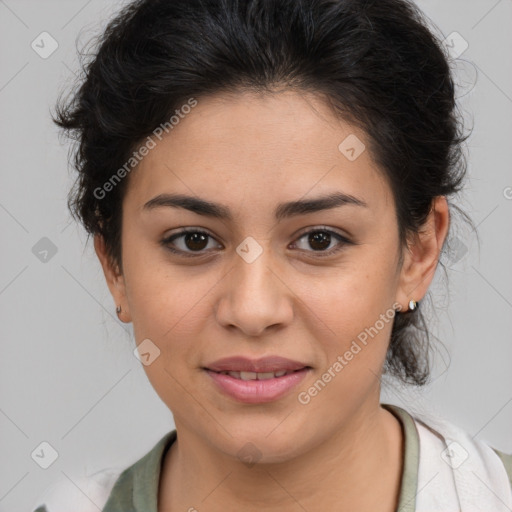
left=212, top=424, right=307, bottom=465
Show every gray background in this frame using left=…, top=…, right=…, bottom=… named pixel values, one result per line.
left=0, top=1, right=511, bottom=510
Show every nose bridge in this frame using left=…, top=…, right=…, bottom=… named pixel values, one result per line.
left=219, top=235, right=293, bottom=334
left=233, top=235, right=279, bottom=300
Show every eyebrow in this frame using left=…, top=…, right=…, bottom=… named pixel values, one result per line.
left=142, top=192, right=368, bottom=221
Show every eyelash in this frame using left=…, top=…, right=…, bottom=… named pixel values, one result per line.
left=160, top=226, right=353, bottom=259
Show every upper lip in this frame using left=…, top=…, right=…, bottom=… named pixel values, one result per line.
left=204, top=356, right=310, bottom=373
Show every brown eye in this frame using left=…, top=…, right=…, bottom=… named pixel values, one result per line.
left=161, top=226, right=352, bottom=259
left=307, top=231, right=332, bottom=251
left=182, top=232, right=209, bottom=251
left=161, top=229, right=222, bottom=256
left=291, top=228, right=352, bottom=257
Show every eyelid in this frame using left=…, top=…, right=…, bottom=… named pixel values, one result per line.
left=293, top=224, right=351, bottom=240
left=161, top=225, right=353, bottom=257
left=161, top=228, right=220, bottom=258
left=290, top=226, right=352, bottom=257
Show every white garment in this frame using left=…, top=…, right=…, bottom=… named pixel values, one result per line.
left=413, top=412, right=512, bottom=512
left=31, top=469, right=120, bottom=512
left=33, top=413, right=511, bottom=511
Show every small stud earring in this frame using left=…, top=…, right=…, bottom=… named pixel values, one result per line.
left=408, top=299, right=418, bottom=311
left=116, top=305, right=122, bottom=318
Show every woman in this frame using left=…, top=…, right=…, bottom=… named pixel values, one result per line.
left=35, top=0, right=512, bottom=510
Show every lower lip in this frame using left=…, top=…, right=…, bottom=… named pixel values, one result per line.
left=204, top=368, right=310, bottom=404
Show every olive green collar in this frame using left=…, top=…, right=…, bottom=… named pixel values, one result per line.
left=104, top=403, right=419, bottom=512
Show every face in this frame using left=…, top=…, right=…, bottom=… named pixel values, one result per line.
left=96, top=89, right=446, bottom=462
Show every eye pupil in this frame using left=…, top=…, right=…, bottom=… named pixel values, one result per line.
left=164, top=227, right=347, bottom=258
left=185, top=232, right=208, bottom=251
left=309, top=231, right=331, bottom=251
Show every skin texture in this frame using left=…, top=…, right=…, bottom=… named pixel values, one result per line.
left=95, top=89, right=449, bottom=511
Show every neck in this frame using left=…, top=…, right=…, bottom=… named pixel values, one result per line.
left=159, top=402, right=404, bottom=512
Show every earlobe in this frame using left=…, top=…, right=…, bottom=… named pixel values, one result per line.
left=93, top=234, right=131, bottom=322
left=395, top=196, right=450, bottom=311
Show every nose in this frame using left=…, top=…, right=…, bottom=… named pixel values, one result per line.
left=215, top=240, right=294, bottom=337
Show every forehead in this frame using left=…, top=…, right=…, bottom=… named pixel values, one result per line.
left=124, top=89, right=392, bottom=216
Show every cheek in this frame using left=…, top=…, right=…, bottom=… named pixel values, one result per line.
left=308, top=291, right=395, bottom=376
left=121, top=233, right=209, bottom=332
left=125, top=270, right=213, bottom=410
left=303, top=254, right=397, bottom=331
left=295, top=255, right=398, bottom=386
left=128, top=271, right=212, bottom=342
left=295, top=285, right=396, bottom=415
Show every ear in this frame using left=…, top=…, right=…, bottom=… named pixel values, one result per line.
left=94, top=234, right=132, bottom=323
left=395, top=196, right=450, bottom=311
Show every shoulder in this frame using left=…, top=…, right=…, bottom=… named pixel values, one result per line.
left=31, top=468, right=122, bottom=512
left=383, top=401, right=512, bottom=512
left=102, top=430, right=177, bottom=511
left=409, top=405, right=512, bottom=493
left=32, top=430, right=177, bottom=512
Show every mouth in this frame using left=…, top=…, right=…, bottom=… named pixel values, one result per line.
left=202, top=357, right=312, bottom=403
left=203, top=355, right=311, bottom=374
left=208, top=368, right=309, bottom=380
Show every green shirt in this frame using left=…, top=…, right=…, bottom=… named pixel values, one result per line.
left=34, top=403, right=512, bottom=512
